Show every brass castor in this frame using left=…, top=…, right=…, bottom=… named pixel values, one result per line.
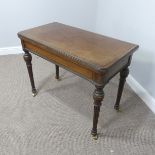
left=114, top=105, right=119, bottom=110
left=91, top=133, right=98, bottom=140
left=32, top=90, right=37, bottom=97
left=91, top=130, right=98, bottom=140
left=114, top=105, right=122, bottom=112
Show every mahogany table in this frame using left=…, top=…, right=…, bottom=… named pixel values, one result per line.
left=18, top=22, right=138, bottom=139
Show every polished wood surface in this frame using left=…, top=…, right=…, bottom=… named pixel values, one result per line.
left=18, top=22, right=139, bottom=139
left=18, top=22, right=138, bottom=71
left=55, top=65, right=60, bottom=80
left=91, top=85, right=104, bottom=139
left=114, top=67, right=129, bottom=110
left=23, top=50, right=37, bottom=97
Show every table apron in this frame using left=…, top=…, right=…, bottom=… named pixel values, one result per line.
left=22, top=41, right=132, bottom=86
left=23, top=41, right=95, bottom=81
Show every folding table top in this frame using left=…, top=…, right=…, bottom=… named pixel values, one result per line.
left=18, top=22, right=138, bottom=70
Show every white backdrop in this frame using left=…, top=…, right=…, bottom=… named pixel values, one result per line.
left=95, top=0, right=155, bottom=100
left=0, top=0, right=97, bottom=47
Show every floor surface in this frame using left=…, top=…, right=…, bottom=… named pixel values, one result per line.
left=0, top=54, right=154, bottom=155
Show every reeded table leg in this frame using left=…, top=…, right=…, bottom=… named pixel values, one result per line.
left=23, top=50, right=37, bottom=97
left=91, top=85, right=104, bottom=140
left=114, top=67, right=129, bottom=111
left=55, top=65, right=60, bottom=80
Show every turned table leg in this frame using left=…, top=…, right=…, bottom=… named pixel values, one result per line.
left=55, top=65, right=60, bottom=80
left=23, top=50, right=37, bottom=97
left=91, top=85, right=104, bottom=140
left=114, top=67, right=129, bottom=110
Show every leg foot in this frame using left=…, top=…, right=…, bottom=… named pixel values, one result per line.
left=114, top=67, right=129, bottom=110
left=55, top=65, right=60, bottom=80
left=91, top=133, right=98, bottom=140
left=91, top=85, right=104, bottom=140
left=23, top=50, right=37, bottom=96
left=114, top=104, right=120, bottom=111
left=32, top=89, right=37, bottom=97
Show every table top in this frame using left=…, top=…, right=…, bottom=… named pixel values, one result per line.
left=18, top=22, right=138, bottom=70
